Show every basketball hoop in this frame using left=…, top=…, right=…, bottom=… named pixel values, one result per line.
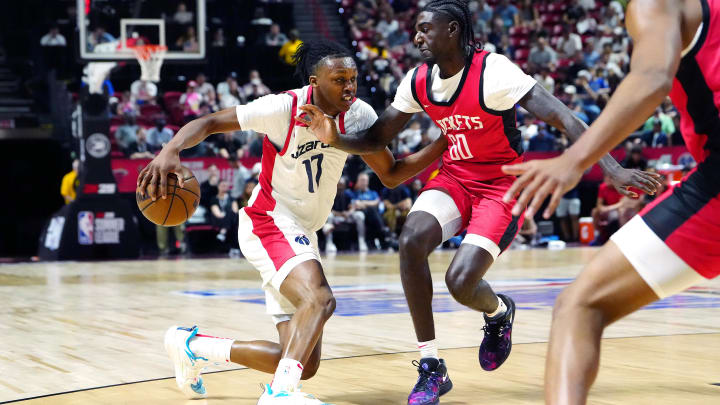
left=131, top=44, right=167, bottom=82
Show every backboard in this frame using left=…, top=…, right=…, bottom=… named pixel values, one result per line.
left=77, top=0, right=206, bottom=61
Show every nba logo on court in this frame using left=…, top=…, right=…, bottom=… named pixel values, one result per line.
left=78, top=211, right=94, bottom=245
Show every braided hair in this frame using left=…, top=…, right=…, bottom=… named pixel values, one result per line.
left=293, top=39, right=354, bottom=85
left=420, top=0, right=481, bottom=59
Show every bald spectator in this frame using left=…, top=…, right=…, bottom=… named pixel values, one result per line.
left=529, top=37, right=558, bottom=72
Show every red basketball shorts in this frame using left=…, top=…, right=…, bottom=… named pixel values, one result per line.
left=611, top=155, right=720, bottom=298
left=409, top=169, right=523, bottom=260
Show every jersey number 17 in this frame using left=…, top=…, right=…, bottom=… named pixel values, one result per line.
left=302, top=154, right=324, bottom=193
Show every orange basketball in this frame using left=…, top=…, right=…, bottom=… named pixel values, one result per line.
left=136, top=166, right=201, bottom=226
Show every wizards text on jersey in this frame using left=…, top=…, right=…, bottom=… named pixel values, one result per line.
left=291, top=140, right=332, bottom=159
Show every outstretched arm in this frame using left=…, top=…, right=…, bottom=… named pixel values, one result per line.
left=519, top=83, right=661, bottom=197
left=137, top=108, right=240, bottom=200
left=503, top=0, right=683, bottom=218
left=298, top=105, right=414, bottom=154
left=362, top=135, right=447, bottom=188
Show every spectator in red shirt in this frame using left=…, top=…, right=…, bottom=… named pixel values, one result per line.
left=590, top=174, right=623, bottom=245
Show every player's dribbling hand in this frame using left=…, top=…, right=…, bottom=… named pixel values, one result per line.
left=137, top=148, right=184, bottom=201
left=297, top=104, right=339, bottom=145
left=502, top=154, right=584, bottom=219
left=606, top=168, right=663, bottom=198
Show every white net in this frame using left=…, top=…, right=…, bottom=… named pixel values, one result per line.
left=133, top=45, right=166, bottom=82
left=84, top=62, right=117, bottom=95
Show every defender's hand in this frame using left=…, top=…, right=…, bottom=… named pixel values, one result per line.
left=607, top=168, right=663, bottom=198
left=297, top=104, right=340, bottom=145
left=502, top=154, right=585, bottom=219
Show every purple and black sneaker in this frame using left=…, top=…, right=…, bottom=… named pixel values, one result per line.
left=479, top=294, right=516, bottom=371
left=407, top=358, right=453, bottom=405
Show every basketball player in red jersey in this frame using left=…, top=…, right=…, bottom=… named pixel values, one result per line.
left=501, top=0, right=720, bottom=403
left=299, top=1, right=660, bottom=404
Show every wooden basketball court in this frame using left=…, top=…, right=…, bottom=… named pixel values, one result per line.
left=2, top=248, right=719, bottom=404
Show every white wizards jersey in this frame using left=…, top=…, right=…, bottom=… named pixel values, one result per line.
left=235, top=86, right=377, bottom=231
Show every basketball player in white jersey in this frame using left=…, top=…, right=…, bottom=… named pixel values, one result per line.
left=137, top=40, right=447, bottom=404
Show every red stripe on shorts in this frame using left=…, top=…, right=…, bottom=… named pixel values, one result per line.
left=244, top=208, right=297, bottom=271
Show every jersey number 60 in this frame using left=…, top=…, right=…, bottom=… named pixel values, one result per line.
left=447, top=133, right=474, bottom=160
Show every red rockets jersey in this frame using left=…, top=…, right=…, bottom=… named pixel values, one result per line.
left=669, top=0, right=720, bottom=163
left=411, top=50, right=524, bottom=184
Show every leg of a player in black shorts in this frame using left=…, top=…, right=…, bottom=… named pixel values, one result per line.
left=400, top=208, right=516, bottom=405
left=545, top=241, right=658, bottom=404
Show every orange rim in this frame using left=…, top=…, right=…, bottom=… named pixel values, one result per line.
left=131, top=45, right=168, bottom=60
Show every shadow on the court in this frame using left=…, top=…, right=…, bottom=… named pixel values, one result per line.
left=327, top=390, right=407, bottom=404
left=328, top=391, right=482, bottom=405
left=192, top=396, right=245, bottom=401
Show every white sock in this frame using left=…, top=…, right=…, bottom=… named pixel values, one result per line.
left=271, top=358, right=303, bottom=392
left=188, top=332, right=234, bottom=364
left=486, top=296, right=507, bottom=318
left=417, top=339, right=439, bottom=359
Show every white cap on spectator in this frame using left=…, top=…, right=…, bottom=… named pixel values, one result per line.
left=564, top=85, right=577, bottom=94
left=578, top=70, right=592, bottom=80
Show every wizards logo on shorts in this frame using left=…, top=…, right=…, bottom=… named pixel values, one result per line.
left=294, top=235, right=310, bottom=245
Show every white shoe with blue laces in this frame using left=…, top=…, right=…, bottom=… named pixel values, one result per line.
left=164, top=325, right=209, bottom=399
left=256, top=384, right=331, bottom=404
